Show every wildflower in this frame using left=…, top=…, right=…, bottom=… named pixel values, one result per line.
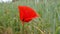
left=18, top=6, right=39, bottom=25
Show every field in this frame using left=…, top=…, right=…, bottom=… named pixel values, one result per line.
left=0, top=0, right=60, bottom=34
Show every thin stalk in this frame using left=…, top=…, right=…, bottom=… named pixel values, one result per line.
left=30, top=24, right=45, bottom=34
left=22, top=22, right=24, bottom=34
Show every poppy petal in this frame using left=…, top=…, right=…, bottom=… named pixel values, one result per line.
left=18, top=6, right=39, bottom=25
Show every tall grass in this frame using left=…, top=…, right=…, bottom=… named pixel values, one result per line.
left=0, top=0, right=60, bottom=34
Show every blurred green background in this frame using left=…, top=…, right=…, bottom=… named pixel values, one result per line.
left=0, top=0, right=60, bottom=34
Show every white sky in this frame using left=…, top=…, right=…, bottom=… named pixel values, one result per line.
left=0, top=0, right=12, bottom=3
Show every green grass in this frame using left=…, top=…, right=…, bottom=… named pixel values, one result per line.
left=0, top=0, right=60, bottom=34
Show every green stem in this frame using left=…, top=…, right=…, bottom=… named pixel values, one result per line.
left=22, top=22, right=24, bottom=34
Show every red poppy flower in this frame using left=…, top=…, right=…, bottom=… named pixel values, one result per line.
left=18, top=6, right=39, bottom=25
